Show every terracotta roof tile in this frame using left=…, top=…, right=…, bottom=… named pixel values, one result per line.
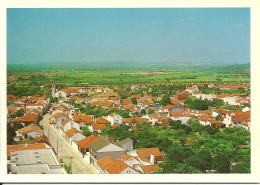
left=17, top=123, right=43, bottom=134
left=106, top=160, right=130, bottom=174
left=73, top=115, right=93, bottom=124
left=7, top=143, right=47, bottom=156
left=140, top=165, right=160, bottom=174
left=7, top=95, right=18, bottom=101
left=136, top=147, right=162, bottom=158
left=179, top=90, right=189, bottom=94
left=13, top=113, right=36, bottom=122
left=170, top=97, right=180, bottom=105
left=170, top=112, right=185, bottom=117
left=92, top=124, right=107, bottom=130
left=66, top=128, right=81, bottom=138
left=97, top=156, right=117, bottom=171
left=33, top=136, right=52, bottom=147
left=78, top=135, right=103, bottom=149
left=50, top=112, right=67, bottom=119
left=95, top=117, right=111, bottom=124
left=162, top=104, right=174, bottom=110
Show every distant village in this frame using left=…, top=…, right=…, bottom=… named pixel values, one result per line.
left=7, top=82, right=250, bottom=174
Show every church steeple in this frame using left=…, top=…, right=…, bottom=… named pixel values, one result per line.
left=51, top=82, right=56, bottom=97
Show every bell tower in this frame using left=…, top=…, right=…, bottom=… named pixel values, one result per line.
left=51, top=82, right=56, bottom=97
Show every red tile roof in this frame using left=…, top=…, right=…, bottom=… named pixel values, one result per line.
left=97, top=156, right=117, bottom=171
left=136, top=147, right=162, bottom=158
left=162, top=104, right=174, bottom=110
left=73, top=115, right=93, bottom=124
left=13, top=113, right=36, bottom=123
left=61, top=88, right=78, bottom=93
left=106, top=160, right=129, bottom=174
left=148, top=114, right=159, bottom=119
left=92, top=124, right=107, bottom=130
left=17, top=123, right=43, bottom=134
left=140, top=165, right=160, bottom=174
left=26, top=103, right=44, bottom=107
left=170, top=112, right=185, bottom=117
left=7, top=95, right=18, bottom=101
left=7, top=143, right=47, bottom=156
left=109, top=113, right=120, bottom=117
left=177, top=94, right=189, bottom=99
left=33, top=136, right=52, bottom=147
left=50, top=112, right=67, bottom=119
left=95, top=117, right=111, bottom=124
left=78, top=135, right=103, bottom=149
left=66, top=128, right=81, bottom=138
left=170, top=97, right=180, bottom=105
left=179, top=90, right=189, bottom=94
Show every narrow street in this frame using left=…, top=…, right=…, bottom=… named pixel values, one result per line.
left=39, top=104, right=98, bottom=174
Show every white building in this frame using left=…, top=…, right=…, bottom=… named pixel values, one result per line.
left=9, top=145, right=66, bottom=174
left=106, top=113, right=123, bottom=125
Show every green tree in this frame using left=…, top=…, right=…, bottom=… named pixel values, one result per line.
left=82, top=127, right=91, bottom=137
left=185, top=149, right=212, bottom=172
left=152, top=169, right=163, bottom=174
left=172, top=163, right=202, bottom=174
left=148, top=109, right=154, bottom=114
left=64, top=163, right=71, bottom=174
left=213, top=154, right=230, bottom=173
left=187, top=119, right=204, bottom=133
left=216, top=115, right=221, bottom=122
left=230, top=164, right=250, bottom=173
left=9, top=109, right=24, bottom=118
left=131, top=97, right=137, bottom=105
left=13, top=123, right=24, bottom=131
left=7, top=123, right=16, bottom=145
left=140, top=109, right=146, bottom=115
left=179, top=137, right=187, bottom=146
left=160, top=95, right=171, bottom=106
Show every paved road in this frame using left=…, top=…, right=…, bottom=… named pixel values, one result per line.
left=39, top=105, right=98, bottom=174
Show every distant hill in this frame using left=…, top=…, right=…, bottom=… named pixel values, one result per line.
left=7, top=61, right=250, bottom=74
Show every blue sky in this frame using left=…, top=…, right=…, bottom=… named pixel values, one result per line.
left=7, top=8, right=250, bottom=64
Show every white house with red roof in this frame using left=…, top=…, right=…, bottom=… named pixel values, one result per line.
left=169, top=112, right=193, bottom=125
left=96, top=156, right=139, bottom=174
left=61, top=119, right=80, bottom=132
left=185, top=86, right=199, bottom=94
left=16, top=124, right=44, bottom=140
left=106, top=113, right=123, bottom=125
left=65, top=128, right=86, bottom=144
left=54, top=89, right=78, bottom=98
left=142, top=114, right=159, bottom=125
left=121, top=154, right=142, bottom=169
left=127, top=147, right=164, bottom=166
left=221, top=96, right=240, bottom=106
left=88, top=124, right=107, bottom=134
left=50, top=112, right=69, bottom=127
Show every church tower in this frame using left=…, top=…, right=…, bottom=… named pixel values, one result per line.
left=51, top=82, right=56, bottom=97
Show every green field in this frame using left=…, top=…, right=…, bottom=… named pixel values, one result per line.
left=7, top=62, right=250, bottom=87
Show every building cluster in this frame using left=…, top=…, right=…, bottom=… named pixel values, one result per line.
left=49, top=101, right=164, bottom=174
left=6, top=82, right=250, bottom=174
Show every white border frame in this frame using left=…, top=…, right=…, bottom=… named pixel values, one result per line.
left=1, top=0, right=260, bottom=183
